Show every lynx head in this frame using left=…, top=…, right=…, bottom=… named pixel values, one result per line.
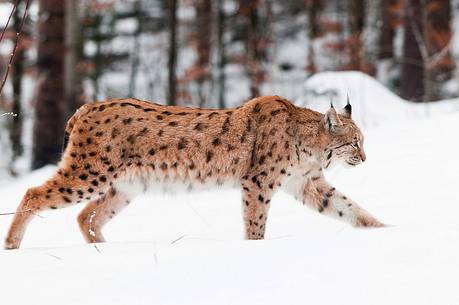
left=322, top=99, right=366, bottom=168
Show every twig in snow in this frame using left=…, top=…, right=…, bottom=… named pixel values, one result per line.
left=0, top=209, right=44, bottom=219
left=46, top=253, right=62, bottom=261
left=170, top=234, right=186, bottom=245
left=93, top=244, right=101, bottom=253
left=0, top=211, right=18, bottom=216
left=185, top=202, right=210, bottom=227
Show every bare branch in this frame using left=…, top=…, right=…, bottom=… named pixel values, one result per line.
left=427, top=37, right=453, bottom=69
left=0, top=0, right=18, bottom=45
left=0, top=0, right=31, bottom=97
left=409, top=16, right=428, bottom=61
left=407, top=4, right=453, bottom=69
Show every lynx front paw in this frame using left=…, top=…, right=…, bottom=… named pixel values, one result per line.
left=354, top=212, right=385, bottom=228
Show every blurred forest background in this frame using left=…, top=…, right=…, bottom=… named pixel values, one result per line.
left=0, top=0, right=457, bottom=177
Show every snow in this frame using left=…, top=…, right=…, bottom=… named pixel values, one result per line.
left=1, top=87, right=459, bottom=304
left=300, top=71, right=459, bottom=129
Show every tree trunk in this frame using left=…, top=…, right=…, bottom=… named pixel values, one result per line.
left=32, top=0, right=66, bottom=169
left=239, top=0, right=265, bottom=98
left=362, top=0, right=380, bottom=76
left=64, top=0, right=81, bottom=119
left=425, top=0, right=454, bottom=100
left=400, top=0, right=424, bottom=102
left=306, top=0, right=323, bottom=74
left=379, top=0, right=398, bottom=59
left=167, top=0, right=178, bottom=106
left=217, top=0, right=226, bottom=108
left=10, top=1, right=25, bottom=160
left=248, top=0, right=261, bottom=97
left=195, top=0, right=212, bottom=107
left=128, top=1, right=141, bottom=97
left=347, top=0, right=364, bottom=71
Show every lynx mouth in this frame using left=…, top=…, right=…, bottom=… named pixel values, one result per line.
left=346, top=160, right=360, bottom=166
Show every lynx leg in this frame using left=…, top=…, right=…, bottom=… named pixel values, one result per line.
left=295, top=175, right=384, bottom=228
left=4, top=188, right=39, bottom=250
left=242, top=194, right=271, bottom=240
left=5, top=171, right=109, bottom=249
left=78, top=187, right=132, bottom=243
left=5, top=175, right=102, bottom=249
left=241, top=172, right=279, bottom=240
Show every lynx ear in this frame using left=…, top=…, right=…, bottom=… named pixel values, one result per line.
left=341, top=94, right=352, bottom=118
left=324, top=107, right=343, bottom=133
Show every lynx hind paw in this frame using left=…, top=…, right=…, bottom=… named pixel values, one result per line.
left=4, top=237, right=20, bottom=250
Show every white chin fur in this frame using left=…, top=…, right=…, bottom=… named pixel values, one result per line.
left=327, top=159, right=355, bottom=171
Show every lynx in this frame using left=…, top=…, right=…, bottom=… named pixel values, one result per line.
left=5, top=96, right=384, bottom=249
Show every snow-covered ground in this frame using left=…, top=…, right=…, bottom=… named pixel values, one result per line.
left=1, top=88, right=459, bottom=304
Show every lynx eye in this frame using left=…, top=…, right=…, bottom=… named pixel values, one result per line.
left=351, top=141, right=359, bottom=149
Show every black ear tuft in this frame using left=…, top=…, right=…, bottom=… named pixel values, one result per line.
left=343, top=103, right=352, bottom=118
left=342, top=94, right=352, bottom=118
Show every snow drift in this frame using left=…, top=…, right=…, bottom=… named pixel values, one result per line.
left=298, top=71, right=459, bottom=129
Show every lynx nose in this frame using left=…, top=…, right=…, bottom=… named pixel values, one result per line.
left=360, top=150, right=366, bottom=162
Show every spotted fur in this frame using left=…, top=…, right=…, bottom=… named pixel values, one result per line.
left=4, top=96, right=384, bottom=249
